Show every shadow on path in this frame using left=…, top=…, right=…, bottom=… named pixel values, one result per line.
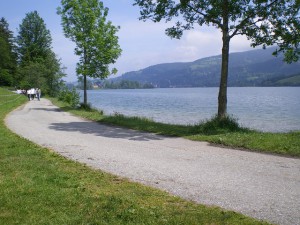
left=33, top=107, right=62, bottom=112
left=49, top=121, right=164, bottom=141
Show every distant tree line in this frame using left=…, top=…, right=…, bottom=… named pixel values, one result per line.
left=77, top=77, right=94, bottom=90
left=102, top=80, right=154, bottom=89
left=0, top=12, right=65, bottom=96
left=76, top=78, right=154, bottom=90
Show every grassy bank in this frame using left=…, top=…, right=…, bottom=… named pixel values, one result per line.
left=1, top=91, right=271, bottom=223
left=50, top=98, right=300, bottom=158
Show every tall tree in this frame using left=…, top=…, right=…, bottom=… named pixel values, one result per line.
left=0, top=18, right=17, bottom=86
left=43, top=52, right=66, bottom=97
left=134, top=0, right=300, bottom=119
left=16, top=11, right=52, bottom=64
left=15, top=11, right=65, bottom=95
left=57, top=0, right=122, bottom=105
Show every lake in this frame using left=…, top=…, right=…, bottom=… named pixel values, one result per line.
left=81, top=87, right=300, bottom=133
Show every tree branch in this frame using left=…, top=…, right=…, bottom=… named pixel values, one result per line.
left=230, top=0, right=281, bottom=39
left=184, top=2, right=222, bottom=27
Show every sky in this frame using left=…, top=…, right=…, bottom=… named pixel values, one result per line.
left=1, top=0, right=255, bottom=82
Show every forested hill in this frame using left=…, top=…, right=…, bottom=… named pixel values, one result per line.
left=114, top=48, right=300, bottom=87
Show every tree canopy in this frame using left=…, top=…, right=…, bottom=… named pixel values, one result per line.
left=57, top=0, right=122, bottom=105
left=16, top=11, right=52, bottom=64
left=15, top=11, right=65, bottom=95
left=0, top=18, right=17, bottom=86
left=134, top=0, right=300, bottom=118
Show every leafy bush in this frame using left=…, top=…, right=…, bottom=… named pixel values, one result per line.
left=192, top=115, right=248, bottom=135
left=79, top=102, right=92, bottom=111
left=78, top=102, right=104, bottom=115
left=0, top=69, right=13, bottom=86
left=58, top=87, right=80, bottom=108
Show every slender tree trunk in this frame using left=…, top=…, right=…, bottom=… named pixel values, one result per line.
left=218, top=35, right=230, bottom=119
left=83, top=74, right=87, bottom=105
left=218, top=0, right=230, bottom=119
left=83, top=49, right=87, bottom=105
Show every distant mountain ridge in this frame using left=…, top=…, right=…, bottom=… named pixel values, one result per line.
left=114, top=48, right=300, bottom=87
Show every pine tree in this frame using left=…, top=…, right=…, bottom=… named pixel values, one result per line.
left=16, top=11, right=52, bottom=64
left=16, top=11, right=65, bottom=95
left=0, top=18, right=17, bottom=86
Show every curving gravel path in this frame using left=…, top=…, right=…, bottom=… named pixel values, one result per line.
left=5, top=98, right=300, bottom=225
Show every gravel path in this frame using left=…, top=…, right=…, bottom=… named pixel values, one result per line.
left=5, top=98, right=300, bottom=225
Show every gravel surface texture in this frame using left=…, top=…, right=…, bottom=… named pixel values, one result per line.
left=5, top=98, right=300, bottom=225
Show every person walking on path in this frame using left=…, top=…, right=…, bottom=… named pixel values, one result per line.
left=30, top=88, right=36, bottom=100
left=26, top=89, right=31, bottom=101
left=36, top=88, right=41, bottom=101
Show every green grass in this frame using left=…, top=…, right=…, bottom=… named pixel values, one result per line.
left=0, top=89, right=271, bottom=224
left=50, top=97, right=300, bottom=158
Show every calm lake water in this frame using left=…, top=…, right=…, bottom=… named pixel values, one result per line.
left=81, top=87, right=300, bottom=133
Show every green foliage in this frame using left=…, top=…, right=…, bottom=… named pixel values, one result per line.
left=77, top=77, right=94, bottom=90
left=15, top=12, right=65, bottom=96
left=282, top=48, right=300, bottom=64
left=42, top=52, right=66, bottom=97
left=79, top=102, right=94, bottom=111
left=57, top=0, right=122, bottom=104
left=191, top=115, right=247, bottom=135
left=16, top=61, right=47, bottom=89
left=0, top=18, right=17, bottom=86
left=0, top=69, right=13, bottom=86
left=16, top=11, right=52, bottom=64
left=58, top=87, right=80, bottom=108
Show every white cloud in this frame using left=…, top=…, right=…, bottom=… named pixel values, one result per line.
left=170, top=28, right=254, bottom=62
left=230, top=35, right=254, bottom=53
left=172, top=29, right=222, bottom=61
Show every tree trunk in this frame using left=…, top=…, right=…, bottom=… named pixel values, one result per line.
left=83, top=48, right=88, bottom=105
left=218, top=0, right=230, bottom=119
left=83, top=74, right=87, bottom=105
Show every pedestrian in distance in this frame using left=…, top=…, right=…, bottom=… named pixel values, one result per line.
left=27, top=89, right=31, bottom=101
left=36, top=88, right=41, bottom=101
left=30, top=88, right=36, bottom=100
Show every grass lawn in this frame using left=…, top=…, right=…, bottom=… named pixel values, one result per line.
left=0, top=90, right=272, bottom=224
left=50, top=97, right=300, bottom=158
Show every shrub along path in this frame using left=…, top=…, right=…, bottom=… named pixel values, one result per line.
left=5, top=98, right=300, bottom=225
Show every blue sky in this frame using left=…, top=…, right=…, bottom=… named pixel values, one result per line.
left=1, top=0, right=254, bottom=82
